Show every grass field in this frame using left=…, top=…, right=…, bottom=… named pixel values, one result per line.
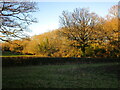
left=1, top=51, right=22, bottom=56
left=3, top=62, right=120, bottom=88
left=1, top=51, right=43, bottom=57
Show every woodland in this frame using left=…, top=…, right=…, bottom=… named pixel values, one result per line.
left=0, top=2, right=119, bottom=58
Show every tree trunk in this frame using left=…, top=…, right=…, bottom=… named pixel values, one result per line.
left=81, top=45, right=86, bottom=57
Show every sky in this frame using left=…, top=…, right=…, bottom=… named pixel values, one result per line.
left=28, top=1, right=118, bottom=36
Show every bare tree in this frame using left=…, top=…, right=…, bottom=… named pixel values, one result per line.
left=59, top=8, right=101, bottom=55
left=0, top=1, right=38, bottom=42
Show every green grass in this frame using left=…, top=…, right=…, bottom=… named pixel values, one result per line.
left=1, top=51, right=22, bottom=56
left=0, top=51, right=44, bottom=57
left=1, top=55, right=37, bottom=57
left=3, top=62, right=120, bottom=88
left=0, top=51, right=34, bottom=57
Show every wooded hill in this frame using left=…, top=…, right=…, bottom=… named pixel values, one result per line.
left=1, top=5, right=120, bottom=58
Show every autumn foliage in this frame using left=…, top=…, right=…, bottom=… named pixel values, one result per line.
left=1, top=5, right=120, bottom=58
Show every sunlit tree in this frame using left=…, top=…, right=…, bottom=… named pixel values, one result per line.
left=59, top=8, right=101, bottom=56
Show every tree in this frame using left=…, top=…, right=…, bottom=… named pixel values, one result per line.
left=0, top=1, right=37, bottom=42
left=108, top=5, right=119, bottom=17
left=104, top=5, right=120, bottom=57
left=59, top=8, right=100, bottom=56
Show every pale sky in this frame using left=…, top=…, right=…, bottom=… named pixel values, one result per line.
left=28, top=1, right=118, bottom=36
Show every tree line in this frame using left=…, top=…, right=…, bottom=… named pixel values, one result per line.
left=0, top=3, right=119, bottom=58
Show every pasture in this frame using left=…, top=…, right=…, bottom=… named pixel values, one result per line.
left=2, top=58, right=120, bottom=88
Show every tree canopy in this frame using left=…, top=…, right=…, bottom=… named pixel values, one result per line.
left=0, top=1, right=37, bottom=42
left=59, top=8, right=106, bottom=56
left=1, top=5, right=119, bottom=58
